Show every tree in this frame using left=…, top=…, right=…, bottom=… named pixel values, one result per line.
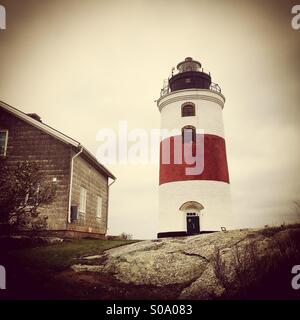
left=0, top=160, right=57, bottom=233
left=118, top=232, right=133, bottom=240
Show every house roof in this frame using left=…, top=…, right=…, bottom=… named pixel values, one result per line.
left=0, top=100, right=116, bottom=180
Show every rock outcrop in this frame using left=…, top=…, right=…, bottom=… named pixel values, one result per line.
left=71, top=226, right=300, bottom=299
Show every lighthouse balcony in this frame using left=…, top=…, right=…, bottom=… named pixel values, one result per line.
left=160, top=78, right=222, bottom=98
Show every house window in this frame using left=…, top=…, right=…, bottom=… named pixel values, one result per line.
left=0, top=130, right=8, bottom=156
left=79, top=187, right=87, bottom=214
left=96, top=196, right=102, bottom=219
left=181, top=103, right=195, bottom=117
left=182, top=125, right=196, bottom=144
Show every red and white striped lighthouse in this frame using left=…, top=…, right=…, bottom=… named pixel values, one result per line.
left=157, top=57, right=232, bottom=238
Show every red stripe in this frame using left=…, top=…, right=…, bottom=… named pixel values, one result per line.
left=159, top=134, right=230, bottom=185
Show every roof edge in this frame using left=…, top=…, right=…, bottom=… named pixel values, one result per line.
left=0, top=100, right=116, bottom=180
left=0, top=100, right=80, bottom=147
left=81, top=147, right=116, bottom=180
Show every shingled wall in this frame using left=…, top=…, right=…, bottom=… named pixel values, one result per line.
left=0, top=108, right=71, bottom=230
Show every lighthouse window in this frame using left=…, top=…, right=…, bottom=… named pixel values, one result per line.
left=181, top=103, right=195, bottom=117
left=182, top=126, right=196, bottom=143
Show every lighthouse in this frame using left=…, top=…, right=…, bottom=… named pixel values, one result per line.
left=157, top=57, right=232, bottom=238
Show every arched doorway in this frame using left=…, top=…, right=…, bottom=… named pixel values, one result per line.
left=179, top=201, right=204, bottom=235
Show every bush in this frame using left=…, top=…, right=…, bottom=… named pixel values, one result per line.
left=116, top=232, right=133, bottom=240
left=0, top=160, right=56, bottom=234
left=211, top=226, right=300, bottom=299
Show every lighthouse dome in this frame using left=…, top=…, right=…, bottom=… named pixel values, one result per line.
left=169, top=57, right=211, bottom=92
left=177, top=57, right=202, bottom=73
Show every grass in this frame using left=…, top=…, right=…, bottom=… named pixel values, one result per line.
left=7, top=239, right=137, bottom=271
left=1, top=238, right=138, bottom=299
left=258, top=223, right=300, bottom=238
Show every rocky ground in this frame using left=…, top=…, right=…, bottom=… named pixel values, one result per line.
left=2, top=225, right=300, bottom=299
left=68, top=225, right=300, bottom=299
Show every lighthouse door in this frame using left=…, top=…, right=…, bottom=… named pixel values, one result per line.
left=186, top=213, right=200, bottom=235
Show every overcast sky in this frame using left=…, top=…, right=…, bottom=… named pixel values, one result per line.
left=1, top=0, right=299, bottom=239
